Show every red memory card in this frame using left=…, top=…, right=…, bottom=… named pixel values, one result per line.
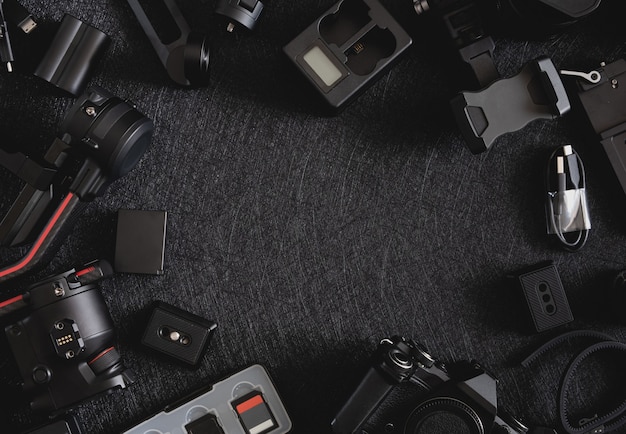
left=232, top=391, right=278, bottom=434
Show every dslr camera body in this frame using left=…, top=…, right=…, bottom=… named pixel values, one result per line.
left=1, top=260, right=134, bottom=414
left=332, top=336, right=552, bottom=434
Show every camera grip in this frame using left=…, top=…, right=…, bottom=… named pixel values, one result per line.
left=331, top=367, right=396, bottom=434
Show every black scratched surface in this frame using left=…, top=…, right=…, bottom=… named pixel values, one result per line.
left=1, top=1, right=626, bottom=433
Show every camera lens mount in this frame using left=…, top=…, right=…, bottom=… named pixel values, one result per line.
left=405, top=397, right=484, bottom=434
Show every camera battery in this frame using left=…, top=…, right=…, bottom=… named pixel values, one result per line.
left=511, top=262, right=573, bottom=333
left=114, top=209, right=167, bottom=275
left=141, top=302, right=217, bottom=367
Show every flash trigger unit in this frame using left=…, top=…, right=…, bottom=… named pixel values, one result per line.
left=283, top=0, right=412, bottom=112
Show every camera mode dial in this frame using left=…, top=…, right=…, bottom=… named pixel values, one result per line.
left=377, top=337, right=435, bottom=384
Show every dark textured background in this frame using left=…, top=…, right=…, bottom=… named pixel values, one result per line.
left=1, top=1, right=626, bottom=433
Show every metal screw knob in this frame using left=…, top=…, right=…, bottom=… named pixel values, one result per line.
left=414, top=0, right=430, bottom=14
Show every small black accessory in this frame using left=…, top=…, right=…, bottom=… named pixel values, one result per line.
left=22, top=414, right=82, bottom=434
left=114, top=209, right=167, bottom=275
left=141, top=301, right=217, bottom=367
left=510, top=262, right=573, bottom=333
left=0, top=0, right=15, bottom=72
left=0, top=260, right=135, bottom=414
left=491, top=0, right=602, bottom=30
left=0, top=86, right=153, bottom=284
left=451, top=56, right=571, bottom=154
left=126, top=0, right=210, bottom=87
left=412, top=0, right=499, bottom=88
left=567, top=59, right=626, bottom=198
left=522, top=330, right=626, bottom=434
left=545, top=145, right=590, bottom=251
left=3, top=0, right=36, bottom=34
left=283, top=0, right=412, bottom=113
left=607, top=269, right=626, bottom=324
left=215, top=0, right=264, bottom=32
left=184, top=413, right=224, bottom=434
left=34, top=14, right=110, bottom=96
left=331, top=336, right=553, bottom=434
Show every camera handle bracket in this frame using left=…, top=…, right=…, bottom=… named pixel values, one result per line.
left=0, top=148, right=58, bottom=191
left=570, top=59, right=626, bottom=198
left=126, top=0, right=210, bottom=87
left=414, top=0, right=499, bottom=88
left=451, top=56, right=571, bottom=154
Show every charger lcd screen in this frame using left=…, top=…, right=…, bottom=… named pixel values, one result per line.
left=302, top=45, right=343, bottom=87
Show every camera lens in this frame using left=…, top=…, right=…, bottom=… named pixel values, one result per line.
left=405, top=398, right=484, bottom=434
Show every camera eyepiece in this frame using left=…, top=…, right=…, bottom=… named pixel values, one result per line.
left=376, top=336, right=435, bottom=383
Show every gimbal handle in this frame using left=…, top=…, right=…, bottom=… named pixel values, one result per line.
left=0, top=148, right=58, bottom=190
left=0, top=192, right=82, bottom=285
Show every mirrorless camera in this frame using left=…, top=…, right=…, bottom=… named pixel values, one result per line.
left=0, top=260, right=134, bottom=414
left=332, top=336, right=553, bottom=434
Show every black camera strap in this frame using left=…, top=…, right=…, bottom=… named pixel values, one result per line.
left=522, top=330, right=626, bottom=434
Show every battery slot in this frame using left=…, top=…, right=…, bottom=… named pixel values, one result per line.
left=319, top=0, right=371, bottom=47
left=345, top=26, right=395, bottom=75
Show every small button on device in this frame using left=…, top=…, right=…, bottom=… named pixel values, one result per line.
left=32, top=366, right=51, bottom=384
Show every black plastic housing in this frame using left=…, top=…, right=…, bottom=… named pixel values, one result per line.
left=141, top=301, right=217, bottom=367
left=451, top=56, right=570, bottom=154
left=126, top=0, right=210, bottom=87
left=22, top=414, right=82, bottom=434
left=331, top=336, right=531, bottom=434
left=115, top=210, right=167, bottom=275
left=3, top=262, right=134, bottom=414
left=34, top=14, right=109, bottom=96
left=283, top=0, right=412, bottom=113
left=510, top=262, right=573, bottom=333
